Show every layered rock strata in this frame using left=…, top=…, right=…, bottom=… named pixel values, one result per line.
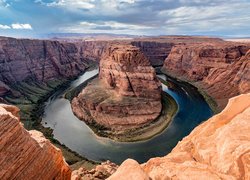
left=109, top=93, right=250, bottom=179
left=131, top=41, right=174, bottom=66
left=132, top=36, right=224, bottom=66
left=0, top=104, right=71, bottom=179
left=0, top=36, right=86, bottom=85
left=163, top=42, right=250, bottom=110
left=72, top=44, right=162, bottom=132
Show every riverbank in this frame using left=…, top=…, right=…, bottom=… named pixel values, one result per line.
left=66, top=76, right=178, bottom=142
left=159, top=68, right=219, bottom=114
left=3, top=62, right=99, bottom=170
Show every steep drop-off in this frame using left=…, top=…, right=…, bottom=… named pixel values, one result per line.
left=0, top=37, right=108, bottom=128
left=109, top=93, right=250, bottom=180
left=132, top=36, right=224, bottom=66
left=163, top=42, right=250, bottom=110
left=0, top=104, right=71, bottom=179
left=71, top=44, right=162, bottom=137
left=131, top=41, right=173, bottom=66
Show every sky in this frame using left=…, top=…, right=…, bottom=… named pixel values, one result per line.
left=0, top=0, right=250, bottom=38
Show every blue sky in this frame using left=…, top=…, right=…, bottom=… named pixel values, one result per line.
left=0, top=0, right=250, bottom=37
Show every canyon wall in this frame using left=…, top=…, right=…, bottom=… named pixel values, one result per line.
left=162, top=42, right=250, bottom=110
left=73, top=41, right=108, bottom=61
left=72, top=44, right=162, bottom=133
left=109, top=93, right=250, bottom=180
left=132, top=36, right=224, bottom=66
left=0, top=37, right=107, bottom=126
left=0, top=104, right=71, bottom=179
left=131, top=41, right=173, bottom=66
left=0, top=37, right=88, bottom=86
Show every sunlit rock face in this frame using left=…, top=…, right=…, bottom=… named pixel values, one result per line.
left=109, top=93, right=250, bottom=180
left=163, top=42, right=250, bottom=110
left=72, top=44, right=162, bottom=131
left=0, top=104, right=71, bottom=179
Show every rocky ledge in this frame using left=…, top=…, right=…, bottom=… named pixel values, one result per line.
left=109, top=93, right=250, bottom=179
left=71, top=44, right=162, bottom=138
left=0, top=104, right=71, bottom=179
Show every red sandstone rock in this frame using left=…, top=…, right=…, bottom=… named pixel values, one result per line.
left=72, top=160, right=118, bottom=180
left=109, top=93, right=250, bottom=179
left=72, top=44, right=162, bottom=132
left=0, top=104, right=71, bottom=179
left=163, top=42, right=250, bottom=110
left=131, top=41, right=174, bottom=66
left=0, top=37, right=109, bottom=89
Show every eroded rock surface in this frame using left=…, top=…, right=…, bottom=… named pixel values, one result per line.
left=163, top=42, right=250, bottom=110
left=109, top=93, right=250, bottom=180
left=72, top=161, right=118, bottom=180
left=72, top=44, right=162, bottom=132
left=0, top=104, right=71, bottom=179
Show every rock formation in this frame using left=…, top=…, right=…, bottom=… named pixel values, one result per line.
left=73, top=41, right=108, bottom=62
left=72, top=161, right=118, bottom=180
left=0, top=104, right=71, bottom=179
left=0, top=36, right=87, bottom=85
left=109, top=93, right=250, bottom=179
left=72, top=44, right=162, bottom=133
left=132, top=36, right=224, bottom=66
left=163, top=42, right=250, bottom=110
left=0, top=36, right=108, bottom=126
left=131, top=41, right=174, bottom=66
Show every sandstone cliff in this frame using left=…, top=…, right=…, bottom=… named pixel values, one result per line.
left=0, top=104, right=71, bottom=179
left=72, top=44, right=162, bottom=134
left=162, top=42, right=250, bottom=110
left=109, top=93, right=250, bottom=180
left=0, top=36, right=87, bottom=85
left=73, top=41, right=108, bottom=61
left=132, top=36, right=224, bottom=66
left=131, top=41, right=173, bottom=66
left=0, top=37, right=108, bottom=127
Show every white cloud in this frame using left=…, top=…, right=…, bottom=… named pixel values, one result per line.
left=0, top=0, right=10, bottom=8
left=36, top=0, right=95, bottom=9
left=0, top=24, right=11, bottom=29
left=156, top=1, right=250, bottom=35
left=11, top=23, right=33, bottom=30
left=59, top=20, right=153, bottom=35
left=80, top=21, right=152, bottom=30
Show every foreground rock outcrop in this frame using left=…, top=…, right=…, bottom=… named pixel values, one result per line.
left=163, top=42, right=250, bottom=110
left=72, top=44, right=162, bottom=134
left=0, top=104, right=71, bottom=179
left=109, top=93, right=250, bottom=179
left=72, top=161, right=118, bottom=180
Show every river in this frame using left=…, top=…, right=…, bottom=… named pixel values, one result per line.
left=41, top=68, right=213, bottom=164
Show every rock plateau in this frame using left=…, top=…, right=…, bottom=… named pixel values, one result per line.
left=72, top=44, right=162, bottom=133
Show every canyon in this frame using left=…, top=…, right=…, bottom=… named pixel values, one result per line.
left=162, top=41, right=250, bottom=110
left=0, top=36, right=249, bottom=179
